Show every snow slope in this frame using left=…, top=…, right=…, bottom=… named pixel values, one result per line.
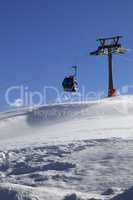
left=0, top=95, right=133, bottom=200
left=0, top=95, right=133, bottom=148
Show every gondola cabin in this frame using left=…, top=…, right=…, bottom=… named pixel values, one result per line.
left=62, top=66, right=78, bottom=92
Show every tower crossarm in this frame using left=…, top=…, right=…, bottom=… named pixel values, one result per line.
left=90, top=36, right=126, bottom=56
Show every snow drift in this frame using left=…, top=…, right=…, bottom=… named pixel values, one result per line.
left=0, top=95, right=133, bottom=149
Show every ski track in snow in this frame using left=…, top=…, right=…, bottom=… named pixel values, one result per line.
left=0, top=95, right=133, bottom=199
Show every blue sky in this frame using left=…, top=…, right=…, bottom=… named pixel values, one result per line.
left=0, top=0, right=133, bottom=110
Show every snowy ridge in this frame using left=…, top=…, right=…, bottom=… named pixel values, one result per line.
left=1, top=95, right=133, bottom=120
left=0, top=95, right=133, bottom=147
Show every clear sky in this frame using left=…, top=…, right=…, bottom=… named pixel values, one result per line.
left=0, top=0, right=133, bottom=110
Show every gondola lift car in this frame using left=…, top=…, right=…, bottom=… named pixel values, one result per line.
left=62, top=66, right=78, bottom=92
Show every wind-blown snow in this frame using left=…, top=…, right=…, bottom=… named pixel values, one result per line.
left=0, top=95, right=133, bottom=200
left=0, top=95, right=133, bottom=148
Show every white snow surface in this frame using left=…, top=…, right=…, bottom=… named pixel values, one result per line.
left=0, top=95, right=133, bottom=200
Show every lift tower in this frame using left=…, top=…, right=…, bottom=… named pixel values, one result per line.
left=90, top=36, right=127, bottom=97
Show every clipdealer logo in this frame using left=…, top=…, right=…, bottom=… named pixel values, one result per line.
left=4, top=84, right=133, bottom=116
left=4, top=85, right=105, bottom=107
